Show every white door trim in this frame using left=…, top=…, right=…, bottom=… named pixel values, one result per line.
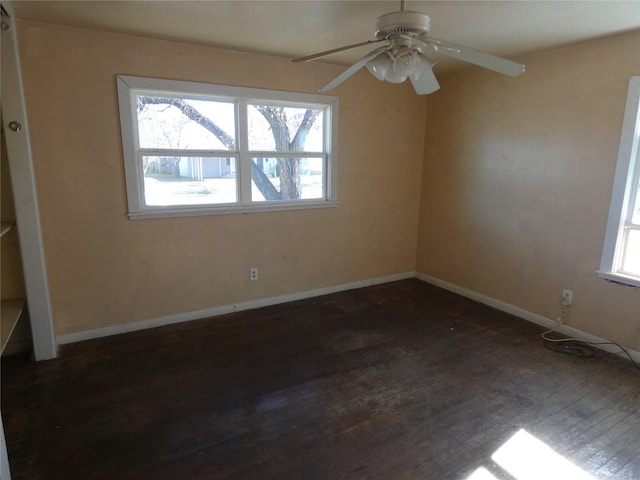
left=1, top=2, right=57, bottom=360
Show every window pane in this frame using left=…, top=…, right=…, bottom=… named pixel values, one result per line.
left=251, top=157, right=324, bottom=201
left=136, top=96, right=236, bottom=150
left=247, top=104, right=323, bottom=152
left=632, top=178, right=640, bottom=225
left=621, top=229, right=640, bottom=275
left=143, top=156, right=237, bottom=206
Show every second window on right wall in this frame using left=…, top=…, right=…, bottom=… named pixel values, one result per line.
left=599, top=76, right=640, bottom=287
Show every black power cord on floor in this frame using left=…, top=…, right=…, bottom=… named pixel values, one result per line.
left=542, top=329, right=640, bottom=372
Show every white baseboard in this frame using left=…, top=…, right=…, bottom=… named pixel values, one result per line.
left=417, top=273, right=640, bottom=366
left=56, top=270, right=640, bottom=368
left=56, top=271, right=416, bottom=345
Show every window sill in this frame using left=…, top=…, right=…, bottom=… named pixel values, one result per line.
left=128, top=200, right=338, bottom=220
left=596, top=270, right=640, bottom=288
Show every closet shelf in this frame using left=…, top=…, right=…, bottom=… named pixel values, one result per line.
left=1, top=299, right=25, bottom=354
left=0, top=222, right=15, bottom=238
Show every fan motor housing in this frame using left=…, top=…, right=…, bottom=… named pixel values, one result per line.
left=375, top=11, right=431, bottom=39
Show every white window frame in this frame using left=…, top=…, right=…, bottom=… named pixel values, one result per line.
left=598, top=76, right=640, bottom=288
left=116, top=75, right=338, bottom=219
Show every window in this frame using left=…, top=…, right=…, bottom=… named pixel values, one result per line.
left=116, top=76, right=338, bottom=218
left=598, top=76, right=640, bottom=287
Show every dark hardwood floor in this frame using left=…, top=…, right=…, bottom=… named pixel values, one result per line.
left=2, top=279, right=639, bottom=479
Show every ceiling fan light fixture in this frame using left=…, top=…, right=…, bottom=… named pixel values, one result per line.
left=366, top=51, right=407, bottom=83
left=409, top=53, right=436, bottom=81
left=392, top=46, right=419, bottom=76
left=366, top=51, right=393, bottom=81
left=385, top=70, right=408, bottom=84
left=367, top=47, right=433, bottom=84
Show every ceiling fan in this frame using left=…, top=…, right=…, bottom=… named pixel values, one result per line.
left=292, top=1, right=525, bottom=95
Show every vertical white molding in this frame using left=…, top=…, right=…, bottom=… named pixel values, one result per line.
left=1, top=4, right=57, bottom=360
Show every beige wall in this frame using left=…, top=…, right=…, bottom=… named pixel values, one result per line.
left=17, top=20, right=426, bottom=334
left=16, top=18, right=640, bottom=350
left=417, top=30, right=640, bottom=350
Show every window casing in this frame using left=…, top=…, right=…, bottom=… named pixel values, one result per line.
left=598, top=76, right=640, bottom=287
left=117, top=76, right=338, bottom=219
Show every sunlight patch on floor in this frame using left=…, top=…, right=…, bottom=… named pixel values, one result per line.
left=465, top=466, right=499, bottom=479
left=490, top=429, right=598, bottom=480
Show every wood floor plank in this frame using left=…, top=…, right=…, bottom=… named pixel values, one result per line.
left=2, top=279, right=639, bottom=479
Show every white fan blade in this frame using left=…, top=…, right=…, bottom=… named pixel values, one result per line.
left=292, top=39, right=387, bottom=63
left=410, top=68, right=440, bottom=95
left=319, top=45, right=390, bottom=92
left=427, top=37, right=525, bottom=77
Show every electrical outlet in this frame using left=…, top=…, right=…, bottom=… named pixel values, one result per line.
left=249, top=267, right=258, bottom=281
left=561, top=289, right=573, bottom=306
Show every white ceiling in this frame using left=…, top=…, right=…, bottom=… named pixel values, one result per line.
left=7, top=1, right=640, bottom=73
